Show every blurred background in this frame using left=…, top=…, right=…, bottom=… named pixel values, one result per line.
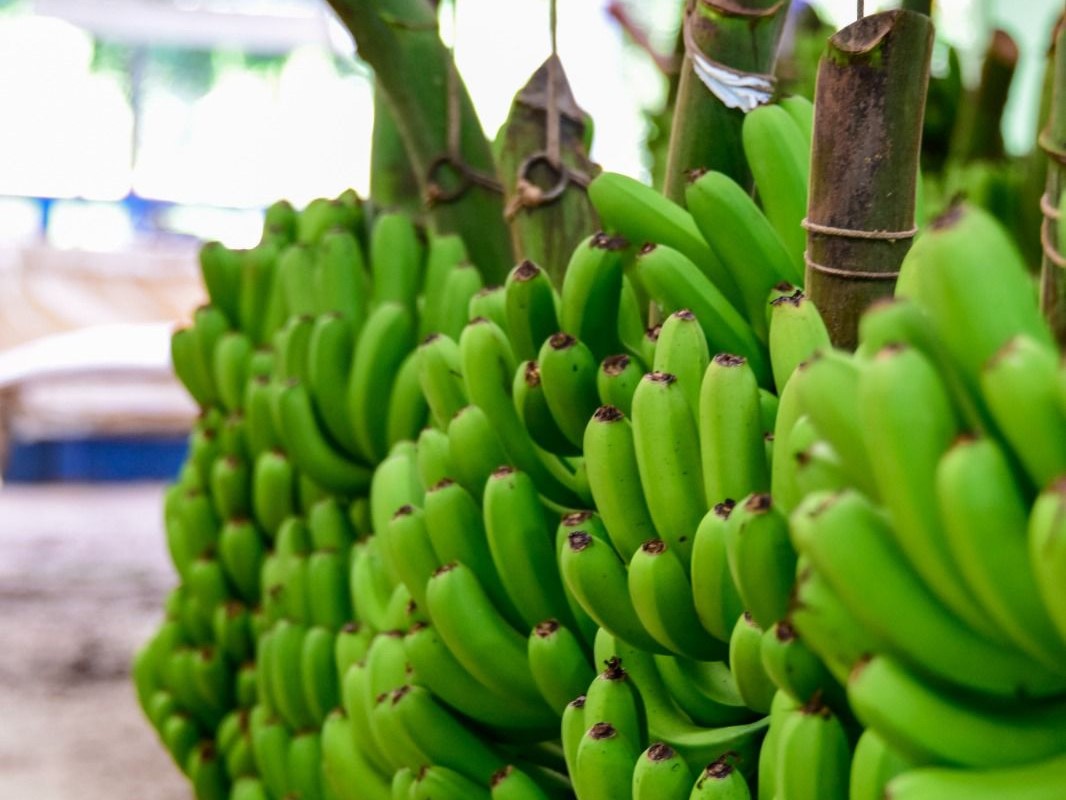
left=0, top=0, right=1061, bottom=797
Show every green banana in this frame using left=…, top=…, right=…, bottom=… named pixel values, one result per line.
left=538, top=333, right=601, bottom=450
left=584, top=656, right=647, bottom=753
left=209, top=454, right=250, bottom=521
left=420, top=233, right=469, bottom=338
left=559, top=233, right=631, bottom=362
left=301, top=625, right=340, bottom=722
left=767, top=289, right=830, bottom=392
left=797, top=489, right=1064, bottom=698
left=321, top=710, right=391, bottom=800
left=686, top=170, right=802, bottom=333
left=980, top=334, right=1066, bottom=489
left=632, top=743, right=694, bottom=800
left=631, top=371, right=704, bottom=563
left=724, top=493, right=795, bottom=630
left=528, top=619, right=596, bottom=715
left=199, top=241, right=241, bottom=327
left=308, top=312, right=361, bottom=457
left=238, top=239, right=280, bottom=347
left=418, top=333, right=468, bottom=430
left=690, top=502, right=745, bottom=643
left=573, top=722, right=639, bottom=800
left=172, top=327, right=214, bottom=408
left=244, top=376, right=282, bottom=459
left=410, top=764, right=490, bottom=800
left=277, top=243, right=318, bottom=317
left=633, top=245, right=769, bottom=387
left=653, top=656, right=754, bottom=728
left=560, top=527, right=665, bottom=655
left=469, top=285, right=509, bottom=331
left=405, top=622, right=557, bottom=735
left=504, top=260, right=560, bottom=362
left=561, top=696, right=587, bottom=779
left=490, top=765, right=553, bottom=800
left=628, top=539, right=727, bottom=661
left=773, top=697, right=849, bottom=800
left=596, top=354, right=643, bottom=418
left=348, top=301, right=417, bottom=464
left=425, top=562, right=543, bottom=705
left=315, top=228, right=369, bottom=325
left=885, top=753, right=1066, bottom=800
left=741, top=103, right=809, bottom=273
left=334, top=622, right=372, bottom=678
left=423, top=477, right=520, bottom=626
left=937, top=436, right=1066, bottom=671
left=688, top=755, right=752, bottom=800
left=1030, top=479, right=1066, bottom=644
left=587, top=172, right=741, bottom=310
left=699, top=355, right=769, bottom=507
left=273, top=314, right=315, bottom=384
left=385, top=349, right=429, bottom=447
left=370, top=212, right=423, bottom=311
left=447, top=404, right=510, bottom=500
left=435, top=262, right=484, bottom=340
left=849, top=654, right=1066, bottom=767
left=213, top=331, right=253, bottom=413
left=484, top=466, right=574, bottom=630
left=287, top=730, right=324, bottom=800
left=514, top=360, right=580, bottom=456
left=653, top=309, right=709, bottom=420
left=383, top=505, right=439, bottom=611
left=759, top=620, right=839, bottom=707
left=849, top=729, right=910, bottom=800
left=582, top=405, right=657, bottom=561
left=727, top=614, right=775, bottom=715
left=415, top=426, right=454, bottom=489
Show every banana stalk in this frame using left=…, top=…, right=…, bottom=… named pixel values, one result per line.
left=947, top=30, right=1018, bottom=165
left=805, top=10, right=934, bottom=350
left=370, top=84, right=423, bottom=216
left=496, top=56, right=600, bottom=287
left=326, top=0, right=513, bottom=282
left=1040, top=16, right=1066, bottom=345
left=662, top=0, right=788, bottom=203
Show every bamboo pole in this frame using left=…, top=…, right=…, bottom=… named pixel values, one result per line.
left=326, top=0, right=514, bottom=283
left=661, top=0, right=789, bottom=204
left=805, top=10, right=935, bottom=350
left=1040, top=16, right=1066, bottom=345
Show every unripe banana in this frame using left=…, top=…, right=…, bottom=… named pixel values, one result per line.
left=277, top=243, right=318, bottom=317
left=724, top=493, right=795, bottom=630
left=727, top=614, right=775, bottom=715
left=417, top=333, right=468, bottom=430
left=188, top=740, right=229, bottom=800
left=632, top=743, right=694, bottom=800
left=490, top=765, right=552, bottom=800
left=238, top=239, right=280, bottom=346
left=213, top=331, right=253, bottom=413
left=308, top=312, right=361, bottom=457
left=469, top=285, right=509, bottom=331
left=405, top=622, right=557, bottom=735
left=505, top=260, right=560, bottom=361
left=410, top=764, right=490, bottom=800
left=633, top=245, right=769, bottom=387
left=212, top=601, right=254, bottom=664
left=538, top=333, right=601, bottom=450
left=287, top=730, right=324, bottom=800
left=584, top=656, right=647, bottom=753
left=628, top=539, right=728, bottom=661
left=300, top=625, right=340, bottom=723
left=484, top=466, right=574, bottom=629
left=849, top=729, right=910, bottom=800
left=172, top=327, right=214, bottom=408
left=349, top=537, right=395, bottom=633
left=849, top=654, right=1066, bottom=767
left=798, top=489, right=1063, bottom=698
left=767, top=289, right=830, bottom=392
left=386, top=349, right=429, bottom=447
left=759, top=619, right=840, bottom=707
left=559, top=232, right=631, bottom=361
left=199, top=241, right=241, bottom=328
left=981, top=334, right=1066, bottom=489
left=686, top=169, right=801, bottom=333
left=244, top=376, right=281, bottom=459
left=631, top=371, right=705, bottom=562
left=561, top=696, right=587, bottom=779
left=885, top=753, right=1066, bottom=800
left=654, top=310, right=709, bottom=419
left=528, top=619, right=596, bottom=715
left=249, top=706, right=291, bottom=798
left=514, top=360, right=579, bottom=456
left=315, top=228, right=369, bottom=325
left=699, top=355, right=769, bottom=507
left=689, top=754, right=752, bottom=800
left=653, top=655, right=753, bottom=727
left=370, top=212, right=423, bottom=311
left=348, top=301, right=417, bottom=464
left=560, top=527, right=665, bottom=655
left=425, top=562, right=543, bottom=705
left=596, top=354, right=643, bottom=418
left=334, top=622, right=372, bottom=678
left=321, top=710, right=391, bottom=800
left=773, top=697, right=850, bottom=800
left=741, top=104, right=809, bottom=272
left=573, top=721, right=639, bottom=800
left=1030, top=479, right=1066, bottom=645
left=587, top=171, right=741, bottom=309
left=434, top=262, right=484, bottom=340
left=690, top=502, right=745, bottom=643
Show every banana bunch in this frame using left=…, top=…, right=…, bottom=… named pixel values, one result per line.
left=769, top=202, right=1066, bottom=800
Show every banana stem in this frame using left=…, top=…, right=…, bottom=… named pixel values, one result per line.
left=948, top=30, right=1019, bottom=165
left=804, top=9, right=934, bottom=350
left=1040, top=16, right=1066, bottom=346
left=496, top=57, right=600, bottom=287
left=325, top=0, right=514, bottom=283
left=370, top=85, right=423, bottom=216
left=661, top=0, right=789, bottom=203
left=901, top=0, right=933, bottom=13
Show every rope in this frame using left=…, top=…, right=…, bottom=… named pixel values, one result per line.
left=802, top=218, right=918, bottom=241
left=805, top=254, right=900, bottom=281
left=683, top=9, right=775, bottom=113
left=1041, top=191, right=1066, bottom=269
left=1039, top=130, right=1066, bottom=167
left=858, top=0, right=865, bottom=20
left=424, top=0, right=502, bottom=208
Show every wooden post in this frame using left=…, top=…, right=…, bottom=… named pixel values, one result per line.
left=805, top=10, right=934, bottom=350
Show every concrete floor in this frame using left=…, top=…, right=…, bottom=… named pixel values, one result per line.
left=0, top=483, right=189, bottom=799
